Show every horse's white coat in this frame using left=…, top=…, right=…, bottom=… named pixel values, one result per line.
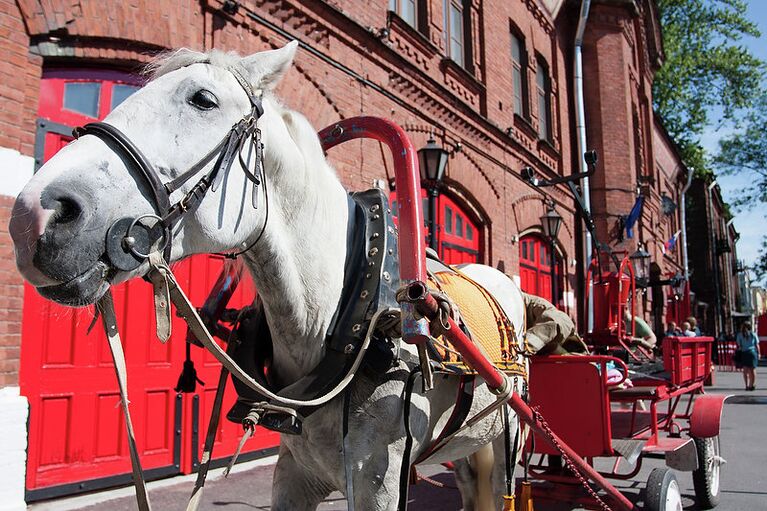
left=11, top=43, right=529, bottom=510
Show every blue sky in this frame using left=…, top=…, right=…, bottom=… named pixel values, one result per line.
left=699, top=0, right=767, bottom=279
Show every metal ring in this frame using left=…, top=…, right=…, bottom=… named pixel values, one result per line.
left=126, top=213, right=169, bottom=259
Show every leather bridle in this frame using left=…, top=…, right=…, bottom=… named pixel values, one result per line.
left=73, top=63, right=266, bottom=271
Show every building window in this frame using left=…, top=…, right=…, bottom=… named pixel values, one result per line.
left=389, top=0, right=417, bottom=29
left=510, top=31, right=529, bottom=119
left=444, top=0, right=472, bottom=69
left=536, top=58, right=552, bottom=141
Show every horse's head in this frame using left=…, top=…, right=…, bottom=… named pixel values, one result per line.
left=10, top=42, right=301, bottom=306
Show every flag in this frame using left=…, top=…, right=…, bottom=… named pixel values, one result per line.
left=624, top=196, right=644, bottom=239
left=663, top=230, right=681, bottom=254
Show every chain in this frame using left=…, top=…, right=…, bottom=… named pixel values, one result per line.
left=414, top=471, right=457, bottom=489
left=530, top=406, right=614, bottom=511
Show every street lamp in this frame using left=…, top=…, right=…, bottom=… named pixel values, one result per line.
left=540, top=206, right=562, bottom=305
left=417, top=135, right=449, bottom=251
left=630, top=246, right=651, bottom=288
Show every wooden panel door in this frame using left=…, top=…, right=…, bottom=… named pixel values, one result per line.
left=519, top=235, right=558, bottom=303
left=438, top=195, right=480, bottom=265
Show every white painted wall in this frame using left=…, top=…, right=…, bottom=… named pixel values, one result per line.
left=0, top=147, right=34, bottom=198
left=0, top=387, right=28, bottom=511
left=0, top=146, right=32, bottom=507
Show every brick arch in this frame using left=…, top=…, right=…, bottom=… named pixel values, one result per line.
left=510, top=193, right=574, bottom=241
left=17, top=0, right=203, bottom=51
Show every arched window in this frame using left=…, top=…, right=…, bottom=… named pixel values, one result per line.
left=390, top=189, right=482, bottom=265
left=519, top=234, right=562, bottom=306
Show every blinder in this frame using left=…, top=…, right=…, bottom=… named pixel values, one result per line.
left=72, top=64, right=266, bottom=271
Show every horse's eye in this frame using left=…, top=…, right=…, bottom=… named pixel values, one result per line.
left=189, top=89, right=218, bottom=110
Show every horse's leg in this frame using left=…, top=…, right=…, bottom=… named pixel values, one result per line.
left=452, top=444, right=495, bottom=511
left=453, top=457, right=479, bottom=510
left=271, top=445, right=333, bottom=511
left=490, top=410, right=522, bottom=509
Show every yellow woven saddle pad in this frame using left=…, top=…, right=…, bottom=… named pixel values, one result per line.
left=428, top=269, right=526, bottom=377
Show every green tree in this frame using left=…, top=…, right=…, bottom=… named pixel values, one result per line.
left=653, top=0, right=764, bottom=176
left=654, top=0, right=767, bottom=280
left=714, top=93, right=767, bottom=277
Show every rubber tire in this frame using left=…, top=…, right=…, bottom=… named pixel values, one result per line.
left=692, top=436, right=721, bottom=509
left=645, top=468, right=683, bottom=511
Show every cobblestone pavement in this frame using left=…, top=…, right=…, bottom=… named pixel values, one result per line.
left=30, top=365, right=766, bottom=510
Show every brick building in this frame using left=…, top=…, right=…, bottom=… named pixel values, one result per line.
left=686, top=176, right=746, bottom=337
left=0, top=0, right=709, bottom=506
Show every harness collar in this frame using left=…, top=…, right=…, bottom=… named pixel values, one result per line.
left=227, top=188, right=401, bottom=426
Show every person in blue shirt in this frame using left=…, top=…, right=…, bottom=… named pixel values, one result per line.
left=735, top=322, right=761, bottom=391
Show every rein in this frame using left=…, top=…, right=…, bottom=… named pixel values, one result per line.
left=73, top=63, right=266, bottom=270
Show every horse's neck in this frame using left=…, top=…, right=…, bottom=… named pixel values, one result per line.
left=243, top=122, right=349, bottom=385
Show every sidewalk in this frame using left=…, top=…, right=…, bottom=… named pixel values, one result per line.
left=29, top=366, right=766, bottom=511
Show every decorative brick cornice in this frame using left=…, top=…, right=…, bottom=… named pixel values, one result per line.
left=523, top=0, right=554, bottom=35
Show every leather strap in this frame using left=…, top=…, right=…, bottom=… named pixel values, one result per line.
left=185, top=353, right=232, bottom=511
left=98, top=291, right=153, bottom=511
left=147, top=259, right=386, bottom=408
left=148, top=252, right=172, bottom=342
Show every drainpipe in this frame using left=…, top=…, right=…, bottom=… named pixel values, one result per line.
left=680, top=168, right=693, bottom=281
left=574, top=0, right=593, bottom=331
left=707, top=179, right=722, bottom=336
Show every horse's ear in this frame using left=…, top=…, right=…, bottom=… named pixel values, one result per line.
left=241, top=40, right=298, bottom=91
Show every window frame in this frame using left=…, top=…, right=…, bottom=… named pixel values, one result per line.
left=443, top=0, right=473, bottom=70
left=389, top=0, right=429, bottom=36
left=510, top=29, right=530, bottom=120
left=535, top=56, right=552, bottom=142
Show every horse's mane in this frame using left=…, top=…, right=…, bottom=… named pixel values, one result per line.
left=143, top=48, right=240, bottom=80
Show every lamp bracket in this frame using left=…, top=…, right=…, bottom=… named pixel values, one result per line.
left=520, top=151, right=598, bottom=241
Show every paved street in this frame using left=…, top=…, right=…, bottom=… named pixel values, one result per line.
left=31, top=366, right=766, bottom=511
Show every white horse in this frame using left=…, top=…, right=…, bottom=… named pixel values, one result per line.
left=9, top=41, right=528, bottom=510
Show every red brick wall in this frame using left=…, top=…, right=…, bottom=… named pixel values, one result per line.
left=1, top=0, right=617, bottom=372
left=0, top=197, right=23, bottom=387
left=0, top=0, right=41, bottom=387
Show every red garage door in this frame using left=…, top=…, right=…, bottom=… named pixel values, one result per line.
left=390, top=190, right=482, bottom=265
left=519, top=234, right=561, bottom=305
left=23, top=70, right=277, bottom=500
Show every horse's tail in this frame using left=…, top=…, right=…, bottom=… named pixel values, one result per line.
left=470, top=443, right=495, bottom=511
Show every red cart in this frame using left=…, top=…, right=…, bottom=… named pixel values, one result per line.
left=527, top=335, right=726, bottom=510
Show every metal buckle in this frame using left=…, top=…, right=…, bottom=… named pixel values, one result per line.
left=125, top=214, right=169, bottom=259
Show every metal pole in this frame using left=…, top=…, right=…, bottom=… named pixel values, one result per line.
left=428, top=187, right=439, bottom=252
left=706, top=181, right=722, bottom=337
left=550, top=239, right=557, bottom=306
left=574, top=0, right=593, bottom=333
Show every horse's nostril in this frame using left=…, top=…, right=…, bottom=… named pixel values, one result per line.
left=51, top=197, right=82, bottom=225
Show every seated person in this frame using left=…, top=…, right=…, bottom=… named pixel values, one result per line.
left=665, top=321, right=681, bottom=337
left=681, top=321, right=697, bottom=337
left=523, top=293, right=587, bottom=355
left=623, top=310, right=657, bottom=350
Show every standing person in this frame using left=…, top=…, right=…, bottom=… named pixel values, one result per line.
left=735, top=322, right=760, bottom=391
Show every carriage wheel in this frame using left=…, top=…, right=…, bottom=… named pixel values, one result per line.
left=644, top=468, right=683, bottom=511
left=692, top=436, right=722, bottom=509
